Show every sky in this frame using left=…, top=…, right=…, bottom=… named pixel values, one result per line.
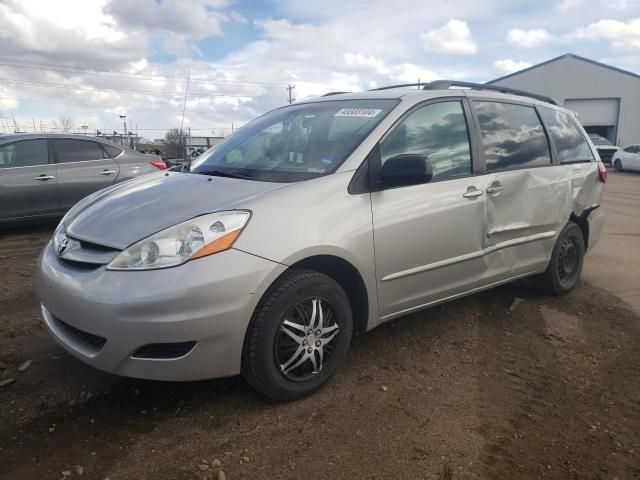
left=0, top=0, right=639, bottom=140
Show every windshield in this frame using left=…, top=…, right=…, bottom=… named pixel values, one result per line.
left=191, top=99, right=398, bottom=182
left=589, top=135, right=613, bottom=146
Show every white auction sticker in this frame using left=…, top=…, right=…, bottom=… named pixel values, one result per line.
left=334, top=108, right=382, bottom=118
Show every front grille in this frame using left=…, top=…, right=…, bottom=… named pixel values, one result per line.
left=54, top=316, right=107, bottom=352
left=57, top=234, right=120, bottom=266
left=132, top=341, right=196, bottom=359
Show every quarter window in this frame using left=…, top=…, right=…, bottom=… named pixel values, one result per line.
left=102, top=144, right=122, bottom=158
left=475, top=101, right=551, bottom=171
left=0, top=139, right=49, bottom=168
left=52, top=139, right=105, bottom=163
left=538, top=108, right=594, bottom=163
left=380, top=101, right=472, bottom=180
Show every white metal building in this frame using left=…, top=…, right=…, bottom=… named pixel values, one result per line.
left=488, top=53, right=640, bottom=147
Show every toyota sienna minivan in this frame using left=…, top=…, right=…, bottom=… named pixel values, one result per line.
left=36, top=81, right=606, bottom=400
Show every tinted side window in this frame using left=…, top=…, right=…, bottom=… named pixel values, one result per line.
left=0, top=140, right=49, bottom=168
left=380, top=101, right=472, bottom=180
left=538, top=108, right=594, bottom=163
left=475, top=101, right=551, bottom=171
left=52, top=139, right=105, bottom=163
left=102, top=144, right=122, bottom=158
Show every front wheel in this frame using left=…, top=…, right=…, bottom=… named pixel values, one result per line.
left=614, top=159, right=623, bottom=171
left=535, top=222, right=585, bottom=296
left=242, top=269, right=353, bottom=401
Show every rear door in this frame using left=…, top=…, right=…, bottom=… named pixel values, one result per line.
left=0, top=138, right=60, bottom=221
left=52, top=138, right=120, bottom=210
left=371, top=99, right=491, bottom=318
left=470, top=100, right=564, bottom=284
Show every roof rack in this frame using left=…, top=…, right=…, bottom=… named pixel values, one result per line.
left=369, top=83, right=426, bottom=91
left=423, top=80, right=557, bottom=105
left=322, top=91, right=351, bottom=97
left=369, top=80, right=557, bottom=105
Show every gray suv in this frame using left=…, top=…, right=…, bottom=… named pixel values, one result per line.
left=0, top=134, right=166, bottom=224
left=35, top=81, right=606, bottom=400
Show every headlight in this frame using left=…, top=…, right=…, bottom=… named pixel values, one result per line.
left=107, top=211, right=250, bottom=271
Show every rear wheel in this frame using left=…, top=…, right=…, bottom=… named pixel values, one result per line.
left=242, top=269, right=353, bottom=401
left=536, top=222, right=585, bottom=296
left=614, top=159, right=623, bottom=171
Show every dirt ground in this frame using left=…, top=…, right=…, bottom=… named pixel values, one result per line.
left=1, top=171, right=639, bottom=480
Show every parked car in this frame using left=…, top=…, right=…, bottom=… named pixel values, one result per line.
left=588, top=133, right=618, bottom=165
left=611, top=144, right=640, bottom=172
left=0, top=134, right=166, bottom=224
left=35, top=82, right=605, bottom=401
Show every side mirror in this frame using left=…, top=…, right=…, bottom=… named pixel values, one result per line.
left=379, top=154, right=433, bottom=189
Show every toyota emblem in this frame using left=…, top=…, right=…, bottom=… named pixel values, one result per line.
left=57, top=236, right=70, bottom=255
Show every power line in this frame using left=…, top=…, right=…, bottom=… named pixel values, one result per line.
left=0, top=77, right=287, bottom=99
left=0, top=57, right=285, bottom=87
left=0, top=96, right=283, bottom=114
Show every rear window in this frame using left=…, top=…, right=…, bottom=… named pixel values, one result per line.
left=474, top=101, right=551, bottom=171
left=539, top=108, right=594, bottom=163
left=52, top=139, right=105, bottom=163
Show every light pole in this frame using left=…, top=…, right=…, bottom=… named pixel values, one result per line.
left=119, top=114, right=127, bottom=146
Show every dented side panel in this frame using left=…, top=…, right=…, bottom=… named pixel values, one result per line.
left=479, top=160, right=601, bottom=284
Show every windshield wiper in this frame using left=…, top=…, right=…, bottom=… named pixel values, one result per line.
left=194, top=169, right=256, bottom=180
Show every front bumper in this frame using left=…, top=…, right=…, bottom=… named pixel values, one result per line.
left=35, top=242, right=286, bottom=381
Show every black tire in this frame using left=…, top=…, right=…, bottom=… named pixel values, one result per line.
left=242, top=269, right=353, bottom=401
left=614, top=159, right=623, bottom=172
left=536, top=222, right=585, bottom=296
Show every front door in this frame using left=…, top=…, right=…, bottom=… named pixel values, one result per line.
left=0, top=139, right=60, bottom=221
left=371, top=99, right=489, bottom=319
left=51, top=138, right=120, bottom=210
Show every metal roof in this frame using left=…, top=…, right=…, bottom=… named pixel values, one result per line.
left=488, top=53, right=640, bottom=84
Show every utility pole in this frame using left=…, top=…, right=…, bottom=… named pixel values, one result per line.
left=119, top=114, right=127, bottom=145
left=287, top=84, right=295, bottom=104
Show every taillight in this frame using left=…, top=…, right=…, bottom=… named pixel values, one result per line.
left=597, top=160, right=607, bottom=183
left=149, top=160, right=167, bottom=170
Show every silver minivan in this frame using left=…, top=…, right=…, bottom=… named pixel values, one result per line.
left=35, top=82, right=606, bottom=400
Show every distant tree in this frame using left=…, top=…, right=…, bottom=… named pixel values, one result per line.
left=164, top=128, right=186, bottom=159
left=53, top=114, right=74, bottom=133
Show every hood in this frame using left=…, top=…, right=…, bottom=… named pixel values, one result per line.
left=65, top=172, right=286, bottom=249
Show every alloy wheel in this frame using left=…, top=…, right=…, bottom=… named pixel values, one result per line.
left=274, top=297, right=340, bottom=382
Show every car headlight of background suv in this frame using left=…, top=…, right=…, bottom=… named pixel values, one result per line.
left=107, top=211, right=251, bottom=271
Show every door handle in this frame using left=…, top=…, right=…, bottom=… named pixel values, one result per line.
left=462, top=187, right=483, bottom=199
left=100, top=169, right=117, bottom=176
left=34, top=174, right=55, bottom=181
left=486, top=185, right=504, bottom=194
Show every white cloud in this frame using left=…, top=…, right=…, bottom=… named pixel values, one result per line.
left=567, top=18, right=640, bottom=51
left=420, top=19, right=478, bottom=55
left=230, top=11, right=248, bottom=24
left=507, top=28, right=553, bottom=48
left=493, top=59, right=532, bottom=76
left=0, top=0, right=141, bottom=66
